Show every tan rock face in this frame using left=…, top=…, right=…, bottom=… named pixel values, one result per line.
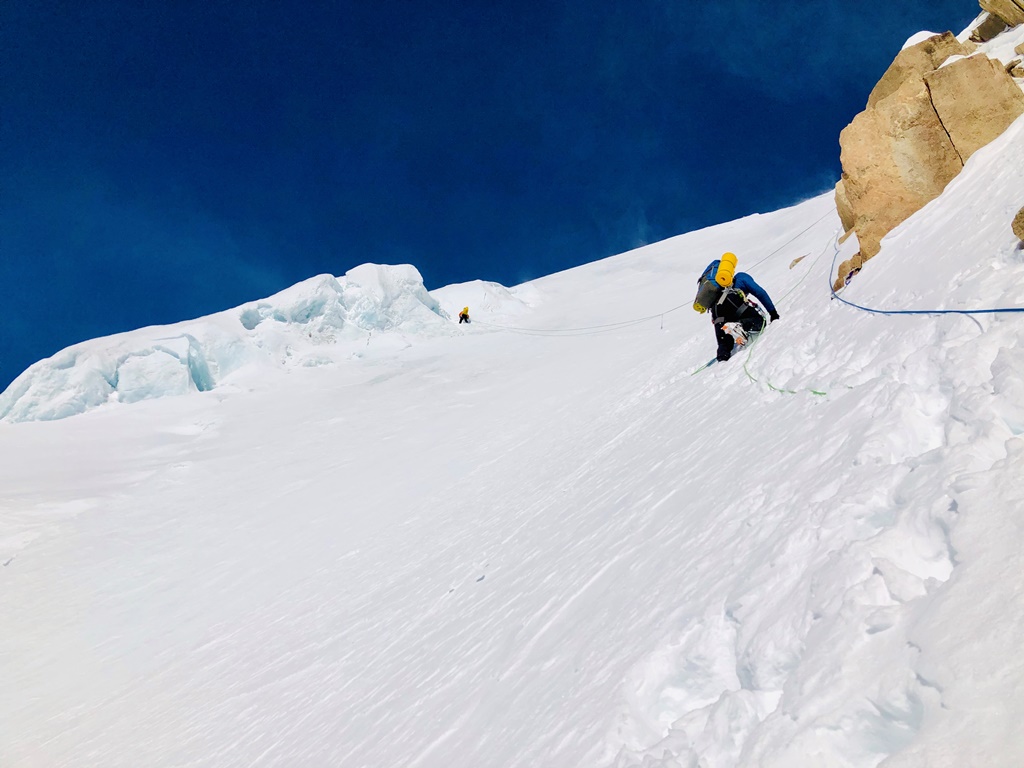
left=867, top=32, right=971, bottom=107
left=1013, top=206, right=1024, bottom=241
left=979, top=0, right=1024, bottom=26
left=972, top=11, right=1010, bottom=41
left=839, top=76, right=963, bottom=260
left=835, top=33, right=1024, bottom=280
left=925, top=54, right=1024, bottom=162
left=833, top=252, right=865, bottom=293
left=834, top=179, right=855, bottom=233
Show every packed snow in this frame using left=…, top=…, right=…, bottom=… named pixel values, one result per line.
left=4, top=41, right=1024, bottom=768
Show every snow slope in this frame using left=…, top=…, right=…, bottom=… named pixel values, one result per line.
left=4, top=76, right=1024, bottom=768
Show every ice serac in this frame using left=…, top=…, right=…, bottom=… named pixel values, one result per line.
left=0, top=264, right=447, bottom=423
left=340, top=263, right=446, bottom=332
left=238, top=265, right=444, bottom=337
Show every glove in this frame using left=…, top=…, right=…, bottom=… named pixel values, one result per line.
left=769, top=310, right=780, bottom=323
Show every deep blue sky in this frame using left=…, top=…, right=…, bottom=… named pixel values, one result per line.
left=1, top=1, right=976, bottom=387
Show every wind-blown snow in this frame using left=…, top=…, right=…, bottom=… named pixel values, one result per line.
left=3, top=51, right=1024, bottom=768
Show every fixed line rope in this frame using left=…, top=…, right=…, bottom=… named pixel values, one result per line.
left=472, top=212, right=839, bottom=338
left=742, top=228, right=1024, bottom=397
left=828, top=239, right=1024, bottom=315
left=471, top=302, right=691, bottom=337
left=747, top=208, right=836, bottom=269
left=740, top=231, right=839, bottom=396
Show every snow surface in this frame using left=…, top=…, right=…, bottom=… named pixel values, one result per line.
left=978, top=22, right=1024, bottom=65
left=902, top=30, right=940, bottom=50
left=4, top=62, right=1024, bottom=768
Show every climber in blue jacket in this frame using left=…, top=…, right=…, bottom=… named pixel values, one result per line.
left=693, top=253, right=779, bottom=362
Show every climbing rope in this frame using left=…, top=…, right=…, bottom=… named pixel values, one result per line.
left=471, top=303, right=690, bottom=337
left=462, top=203, right=854, bottom=401
left=828, top=240, right=1024, bottom=315
left=740, top=227, right=1024, bottom=397
left=746, top=207, right=836, bottom=269
left=739, top=230, right=840, bottom=396
left=472, top=212, right=838, bottom=338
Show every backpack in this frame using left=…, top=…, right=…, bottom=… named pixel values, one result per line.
left=693, top=276, right=724, bottom=313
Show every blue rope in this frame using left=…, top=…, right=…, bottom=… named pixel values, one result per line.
left=829, top=240, right=1024, bottom=315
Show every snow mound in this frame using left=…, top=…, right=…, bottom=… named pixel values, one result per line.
left=901, top=30, right=940, bottom=50
left=431, top=279, right=538, bottom=327
left=0, top=264, right=449, bottom=422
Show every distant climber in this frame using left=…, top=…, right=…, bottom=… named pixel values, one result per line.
left=693, top=252, right=778, bottom=362
left=458, top=307, right=470, bottom=324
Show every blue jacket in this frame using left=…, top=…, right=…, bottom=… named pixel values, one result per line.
left=700, top=260, right=777, bottom=317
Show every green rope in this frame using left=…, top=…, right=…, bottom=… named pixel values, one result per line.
left=740, top=230, right=840, bottom=397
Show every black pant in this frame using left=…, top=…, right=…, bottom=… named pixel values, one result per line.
left=712, top=303, right=765, bottom=361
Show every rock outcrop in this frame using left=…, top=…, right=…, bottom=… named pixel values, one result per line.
left=971, top=12, right=1010, bottom=41
left=925, top=53, right=1024, bottom=162
left=1013, top=205, right=1024, bottom=241
left=837, top=72, right=964, bottom=267
left=980, top=0, right=1024, bottom=26
left=834, top=179, right=855, bottom=233
left=866, top=32, right=971, bottom=107
left=834, top=31, right=1024, bottom=289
